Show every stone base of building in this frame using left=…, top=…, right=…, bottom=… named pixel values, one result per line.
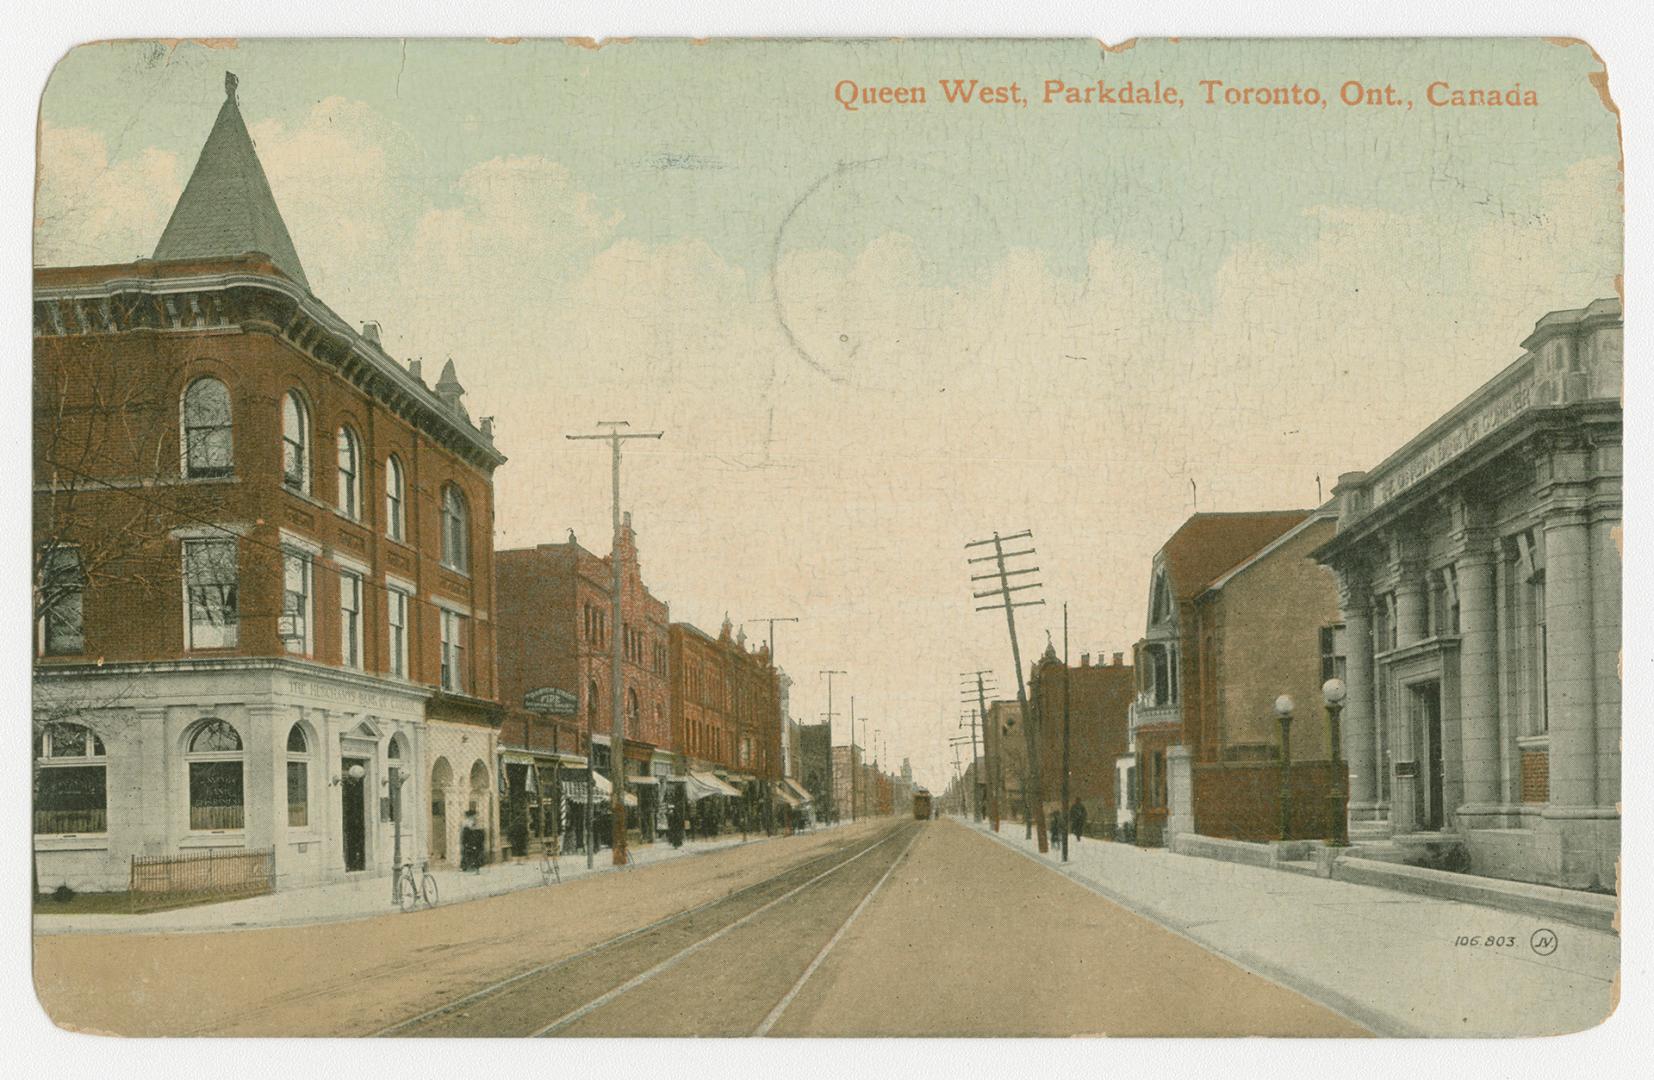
left=1462, top=807, right=1618, bottom=892
left=1341, top=799, right=1616, bottom=891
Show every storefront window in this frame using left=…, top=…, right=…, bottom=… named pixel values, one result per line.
left=35, top=722, right=107, bottom=834
left=187, top=718, right=244, bottom=831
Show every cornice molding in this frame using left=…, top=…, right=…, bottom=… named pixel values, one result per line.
left=35, top=268, right=506, bottom=473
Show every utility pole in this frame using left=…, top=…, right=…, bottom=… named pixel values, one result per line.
left=960, top=669, right=995, bottom=825
left=950, top=743, right=966, bottom=814
left=567, top=421, right=663, bottom=867
left=819, top=669, right=844, bottom=824
left=873, top=727, right=881, bottom=816
left=963, top=671, right=1002, bottom=831
left=860, top=715, right=870, bottom=819
left=744, top=617, right=795, bottom=838
left=960, top=710, right=982, bottom=821
left=967, top=530, right=1049, bottom=853
left=1062, top=602, right=1071, bottom=863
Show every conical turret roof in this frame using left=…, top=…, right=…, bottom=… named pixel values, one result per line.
left=153, top=73, right=309, bottom=289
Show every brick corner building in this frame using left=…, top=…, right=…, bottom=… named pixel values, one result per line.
left=33, top=74, right=506, bottom=893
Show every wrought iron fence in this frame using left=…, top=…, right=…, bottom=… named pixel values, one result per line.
left=129, top=846, right=275, bottom=913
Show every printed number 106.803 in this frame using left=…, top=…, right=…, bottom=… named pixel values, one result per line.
left=1453, top=935, right=1518, bottom=947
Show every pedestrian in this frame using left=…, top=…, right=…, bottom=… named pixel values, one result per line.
left=1070, top=798, right=1087, bottom=843
left=1050, top=804, right=1065, bottom=842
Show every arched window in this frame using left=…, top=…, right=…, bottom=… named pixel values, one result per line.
left=588, top=678, right=600, bottom=723
left=182, top=377, right=233, bottom=478
left=440, top=484, right=469, bottom=572
left=385, top=456, right=405, bottom=542
left=282, top=391, right=311, bottom=492
left=186, top=719, right=244, bottom=831
left=336, top=427, right=361, bottom=519
left=627, top=687, right=641, bottom=731
left=34, top=722, right=107, bottom=835
left=286, top=723, right=309, bottom=827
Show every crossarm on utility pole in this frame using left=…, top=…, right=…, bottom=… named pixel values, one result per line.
left=566, top=422, right=664, bottom=868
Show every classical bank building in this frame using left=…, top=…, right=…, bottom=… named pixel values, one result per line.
left=1316, top=298, right=1621, bottom=890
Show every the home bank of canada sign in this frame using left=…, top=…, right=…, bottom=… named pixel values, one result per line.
left=524, top=686, right=579, bottom=714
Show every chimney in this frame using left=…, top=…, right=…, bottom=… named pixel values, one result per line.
left=1113, top=651, right=1124, bottom=667
left=361, top=321, right=381, bottom=344
left=480, top=416, right=495, bottom=442
left=408, top=358, right=423, bottom=382
left=1080, top=653, right=1091, bottom=668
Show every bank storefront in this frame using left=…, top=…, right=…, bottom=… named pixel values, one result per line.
left=34, top=659, right=430, bottom=894
left=1316, top=299, right=1620, bottom=890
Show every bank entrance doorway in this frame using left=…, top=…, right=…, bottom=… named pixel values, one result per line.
left=342, top=755, right=369, bottom=872
left=1410, top=683, right=1445, bottom=831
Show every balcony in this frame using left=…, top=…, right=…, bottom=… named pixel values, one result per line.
left=1130, top=701, right=1182, bottom=732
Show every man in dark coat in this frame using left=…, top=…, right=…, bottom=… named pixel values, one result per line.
left=1070, top=799, right=1087, bottom=843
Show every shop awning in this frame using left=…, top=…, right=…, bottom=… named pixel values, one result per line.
left=626, top=775, right=660, bottom=787
left=775, top=785, right=803, bottom=809
left=685, top=770, right=742, bottom=802
left=782, top=778, right=814, bottom=805
left=565, top=772, right=637, bottom=809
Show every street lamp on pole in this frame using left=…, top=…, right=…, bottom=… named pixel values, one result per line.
left=1322, top=678, right=1348, bottom=846
left=1274, top=694, right=1295, bottom=841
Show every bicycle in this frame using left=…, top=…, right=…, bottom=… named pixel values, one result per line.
left=397, top=860, right=439, bottom=912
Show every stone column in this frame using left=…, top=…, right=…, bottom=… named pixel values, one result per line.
left=1338, top=587, right=1380, bottom=818
left=1455, top=549, right=1501, bottom=816
left=1590, top=510, right=1621, bottom=808
left=134, top=706, right=170, bottom=854
left=1394, top=576, right=1426, bottom=648
left=1542, top=510, right=1596, bottom=808
left=244, top=703, right=285, bottom=857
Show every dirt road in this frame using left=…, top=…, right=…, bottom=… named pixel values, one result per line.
left=35, top=818, right=1367, bottom=1037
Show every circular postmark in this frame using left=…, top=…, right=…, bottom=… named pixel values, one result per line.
left=1530, top=928, right=1559, bottom=956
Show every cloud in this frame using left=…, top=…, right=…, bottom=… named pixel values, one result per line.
left=32, top=97, right=1621, bottom=787
left=33, top=122, right=181, bottom=267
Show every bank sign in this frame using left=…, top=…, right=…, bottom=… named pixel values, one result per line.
left=524, top=686, right=579, bottom=714
left=1371, top=374, right=1534, bottom=508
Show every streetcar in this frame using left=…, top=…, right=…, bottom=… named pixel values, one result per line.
left=911, top=789, right=932, bottom=820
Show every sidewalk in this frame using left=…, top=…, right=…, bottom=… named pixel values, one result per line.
left=34, top=825, right=843, bottom=936
left=964, top=817, right=1618, bottom=1037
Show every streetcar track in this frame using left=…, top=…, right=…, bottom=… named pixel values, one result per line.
left=373, top=823, right=906, bottom=1038
left=529, top=822, right=919, bottom=1038
left=753, top=823, right=924, bottom=1036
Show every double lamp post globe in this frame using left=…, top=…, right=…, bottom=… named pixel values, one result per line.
left=1322, top=677, right=1348, bottom=846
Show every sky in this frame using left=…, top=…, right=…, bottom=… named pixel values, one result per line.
left=35, top=37, right=1621, bottom=792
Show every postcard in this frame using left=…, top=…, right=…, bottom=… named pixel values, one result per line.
left=31, top=36, right=1620, bottom=1038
